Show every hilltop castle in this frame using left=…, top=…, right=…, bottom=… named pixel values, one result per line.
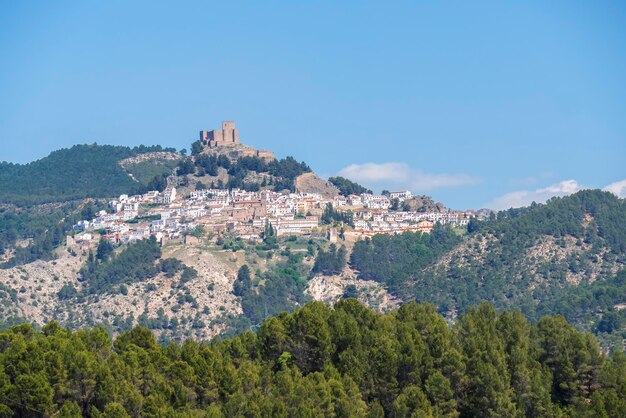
left=200, top=121, right=239, bottom=148
left=199, top=120, right=276, bottom=160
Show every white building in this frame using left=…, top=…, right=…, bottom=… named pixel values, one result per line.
left=389, top=190, right=412, bottom=201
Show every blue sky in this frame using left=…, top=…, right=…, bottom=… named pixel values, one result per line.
left=1, top=1, right=625, bottom=209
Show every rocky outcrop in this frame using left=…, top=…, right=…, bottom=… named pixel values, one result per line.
left=118, top=152, right=182, bottom=169
left=204, top=143, right=276, bottom=162
left=399, top=195, right=446, bottom=213
left=295, top=173, right=340, bottom=198
left=0, top=242, right=241, bottom=341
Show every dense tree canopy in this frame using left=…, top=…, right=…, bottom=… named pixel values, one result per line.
left=233, top=254, right=309, bottom=329
left=312, top=244, right=347, bottom=276
left=0, top=200, right=108, bottom=268
left=0, top=300, right=624, bottom=417
left=321, top=203, right=354, bottom=227
left=181, top=152, right=311, bottom=193
left=350, top=225, right=461, bottom=297
left=472, top=190, right=626, bottom=255
left=0, top=144, right=176, bottom=206
left=78, top=237, right=194, bottom=296
left=328, top=176, right=372, bottom=196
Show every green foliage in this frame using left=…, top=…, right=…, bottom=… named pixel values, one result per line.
left=123, top=158, right=177, bottom=187
left=188, top=225, right=205, bottom=238
left=79, top=237, right=162, bottom=295
left=346, top=190, right=626, bottom=345
left=159, top=258, right=182, bottom=277
left=535, top=269, right=626, bottom=324
left=268, top=156, right=311, bottom=190
left=398, top=190, right=626, bottom=338
left=321, top=203, right=354, bottom=226
left=0, top=144, right=175, bottom=205
left=1, top=302, right=624, bottom=417
left=225, top=155, right=310, bottom=192
left=190, top=140, right=204, bottom=156
left=175, top=158, right=195, bottom=176
left=57, top=284, right=78, bottom=300
left=312, top=243, right=347, bottom=276
left=0, top=200, right=107, bottom=268
left=96, top=238, right=114, bottom=262
left=328, top=176, right=372, bottom=196
left=234, top=258, right=309, bottom=327
left=140, top=173, right=168, bottom=193
left=233, top=265, right=251, bottom=297
left=92, top=254, right=192, bottom=302
left=597, top=311, right=624, bottom=334
left=472, top=189, right=626, bottom=254
left=350, top=225, right=461, bottom=297
left=182, top=152, right=310, bottom=192
left=342, top=284, right=359, bottom=299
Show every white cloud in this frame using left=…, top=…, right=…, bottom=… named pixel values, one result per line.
left=337, top=162, right=479, bottom=192
left=508, top=171, right=556, bottom=187
left=487, top=180, right=581, bottom=210
left=603, top=179, right=626, bottom=198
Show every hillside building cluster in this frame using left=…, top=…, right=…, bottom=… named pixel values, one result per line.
left=71, top=187, right=474, bottom=247
left=68, top=119, right=474, bottom=247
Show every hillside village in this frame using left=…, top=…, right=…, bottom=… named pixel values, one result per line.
left=0, top=120, right=483, bottom=344
left=70, top=121, right=476, bottom=248
left=0, top=121, right=624, bottom=355
left=71, top=187, right=474, bottom=246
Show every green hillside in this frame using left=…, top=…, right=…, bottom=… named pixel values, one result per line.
left=0, top=200, right=107, bottom=268
left=0, top=144, right=177, bottom=206
left=178, top=152, right=312, bottom=193
left=349, top=190, right=626, bottom=348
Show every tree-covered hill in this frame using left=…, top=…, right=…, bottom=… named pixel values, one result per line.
left=0, top=144, right=177, bottom=206
left=0, top=200, right=106, bottom=267
left=349, top=190, right=626, bottom=347
left=177, top=152, right=311, bottom=193
left=1, top=300, right=624, bottom=417
left=425, top=190, right=626, bottom=313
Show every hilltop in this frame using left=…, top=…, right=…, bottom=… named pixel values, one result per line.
left=0, top=144, right=182, bottom=206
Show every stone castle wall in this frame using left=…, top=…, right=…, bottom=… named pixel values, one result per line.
left=200, top=121, right=239, bottom=148
left=199, top=120, right=275, bottom=161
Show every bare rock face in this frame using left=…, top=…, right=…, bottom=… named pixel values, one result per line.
left=204, top=143, right=276, bottom=162
left=118, top=152, right=182, bottom=169
left=295, top=172, right=340, bottom=198
left=400, top=195, right=447, bottom=213
left=305, top=274, right=400, bottom=312
left=0, top=242, right=242, bottom=341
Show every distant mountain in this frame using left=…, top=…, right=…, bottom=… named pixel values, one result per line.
left=0, top=144, right=180, bottom=206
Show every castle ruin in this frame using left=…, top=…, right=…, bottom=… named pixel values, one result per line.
left=200, top=121, right=239, bottom=148
left=199, top=120, right=276, bottom=160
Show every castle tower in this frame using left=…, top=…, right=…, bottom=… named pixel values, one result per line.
left=221, top=121, right=239, bottom=144
left=200, top=121, right=239, bottom=147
